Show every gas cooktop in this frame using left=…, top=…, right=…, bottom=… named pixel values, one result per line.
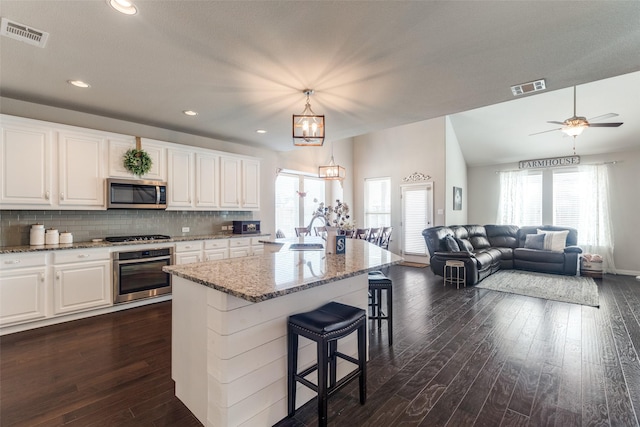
left=105, top=235, right=171, bottom=243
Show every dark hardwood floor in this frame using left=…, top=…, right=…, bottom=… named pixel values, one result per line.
left=2, top=267, right=640, bottom=426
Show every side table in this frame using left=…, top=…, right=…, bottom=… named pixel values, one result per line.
left=444, top=260, right=466, bottom=289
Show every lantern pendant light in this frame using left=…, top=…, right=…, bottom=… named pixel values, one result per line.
left=318, top=141, right=345, bottom=180
left=293, top=89, right=325, bottom=146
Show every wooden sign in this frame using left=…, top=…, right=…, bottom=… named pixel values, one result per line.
left=519, top=156, right=580, bottom=169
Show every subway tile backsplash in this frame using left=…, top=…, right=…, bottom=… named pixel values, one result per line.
left=0, top=210, right=254, bottom=247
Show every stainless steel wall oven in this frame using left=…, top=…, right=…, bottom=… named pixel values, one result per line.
left=112, top=247, right=173, bottom=304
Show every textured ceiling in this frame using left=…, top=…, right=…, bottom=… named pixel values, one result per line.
left=1, top=1, right=639, bottom=163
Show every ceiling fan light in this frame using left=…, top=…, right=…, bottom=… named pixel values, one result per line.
left=561, top=126, right=586, bottom=137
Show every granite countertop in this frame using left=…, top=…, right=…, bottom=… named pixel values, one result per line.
left=0, top=233, right=270, bottom=254
left=163, top=238, right=403, bottom=303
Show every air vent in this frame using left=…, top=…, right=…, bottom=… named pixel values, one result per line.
left=0, top=18, right=49, bottom=48
left=510, top=79, right=546, bottom=96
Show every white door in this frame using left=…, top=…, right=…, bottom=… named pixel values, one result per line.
left=53, top=261, right=111, bottom=315
left=400, top=183, right=433, bottom=260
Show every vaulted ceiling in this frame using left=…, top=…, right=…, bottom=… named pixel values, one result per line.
left=1, top=1, right=639, bottom=163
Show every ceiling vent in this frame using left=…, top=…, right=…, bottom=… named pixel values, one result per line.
left=1, top=18, right=49, bottom=48
left=510, top=79, right=546, bottom=96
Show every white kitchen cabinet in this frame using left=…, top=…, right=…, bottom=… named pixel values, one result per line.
left=57, top=129, right=106, bottom=208
left=219, top=155, right=261, bottom=210
left=0, top=115, right=107, bottom=210
left=229, top=237, right=251, bottom=258
left=52, top=249, right=111, bottom=315
left=175, top=241, right=203, bottom=264
left=204, top=239, right=229, bottom=261
left=167, top=147, right=194, bottom=209
left=242, top=158, right=260, bottom=209
left=0, top=116, right=54, bottom=207
left=219, top=155, right=241, bottom=208
left=250, top=237, right=265, bottom=256
left=0, top=253, right=47, bottom=326
left=195, top=152, right=219, bottom=209
left=107, top=137, right=167, bottom=181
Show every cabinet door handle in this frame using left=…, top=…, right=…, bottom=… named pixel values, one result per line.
left=40, top=273, right=45, bottom=282
left=4, top=260, right=20, bottom=264
left=60, top=192, right=65, bottom=200
left=45, top=191, right=50, bottom=200
left=185, top=245, right=191, bottom=249
left=56, top=272, right=60, bottom=280
left=78, top=254, right=90, bottom=258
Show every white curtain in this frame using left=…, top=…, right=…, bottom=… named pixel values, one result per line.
left=576, top=164, right=616, bottom=274
left=496, top=170, right=528, bottom=226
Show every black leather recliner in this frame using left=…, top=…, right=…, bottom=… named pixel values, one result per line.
left=422, top=224, right=582, bottom=286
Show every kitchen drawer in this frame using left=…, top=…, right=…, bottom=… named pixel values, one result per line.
left=175, top=241, right=204, bottom=253
left=53, top=249, right=110, bottom=264
left=230, top=238, right=250, bottom=248
left=250, top=237, right=264, bottom=246
left=204, top=239, right=229, bottom=250
left=0, top=253, right=47, bottom=269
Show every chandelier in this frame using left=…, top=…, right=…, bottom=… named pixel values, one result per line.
left=318, top=141, right=345, bottom=180
left=293, top=89, right=325, bottom=146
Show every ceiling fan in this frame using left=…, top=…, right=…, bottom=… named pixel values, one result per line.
left=530, top=86, right=623, bottom=138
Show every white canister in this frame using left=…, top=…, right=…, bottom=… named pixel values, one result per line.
left=30, top=224, right=45, bottom=246
left=45, top=228, right=59, bottom=245
left=59, top=232, right=73, bottom=244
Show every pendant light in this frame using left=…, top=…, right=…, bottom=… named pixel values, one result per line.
left=293, top=89, right=325, bottom=146
left=318, top=141, right=345, bottom=180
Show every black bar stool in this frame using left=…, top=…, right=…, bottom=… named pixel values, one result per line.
left=287, top=301, right=367, bottom=427
left=368, top=271, right=393, bottom=346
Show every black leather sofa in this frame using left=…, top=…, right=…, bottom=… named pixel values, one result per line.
left=422, top=224, right=582, bottom=286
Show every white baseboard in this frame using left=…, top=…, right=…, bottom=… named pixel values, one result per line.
left=612, top=269, right=640, bottom=278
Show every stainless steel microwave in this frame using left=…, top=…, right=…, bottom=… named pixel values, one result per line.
left=107, top=178, right=167, bottom=209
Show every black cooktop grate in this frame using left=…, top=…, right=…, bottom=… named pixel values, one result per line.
left=105, top=235, right=171, bottom=243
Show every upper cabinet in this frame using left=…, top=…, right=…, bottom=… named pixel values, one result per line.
left=219, top=155, right=260, bottom=211
left=107, top=137, right=166, bottom=181
left=0, top=115, right=106, bottom=210
left=0, top=114, right=260, bottom=212
left=0, top=117, right=53, bottom=207
left=57, top=129, right=105, bottom=208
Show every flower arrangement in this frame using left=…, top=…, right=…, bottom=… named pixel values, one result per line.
left=313, top=199, right=354, bottom=231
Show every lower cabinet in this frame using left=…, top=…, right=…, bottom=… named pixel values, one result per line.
left=52, top=249, right=111, bottom=315
left=0, top=254, right=47, bottom=326
left=53, top=260, right=111, bottom=315
left=175, top=241, right=203, bottom=265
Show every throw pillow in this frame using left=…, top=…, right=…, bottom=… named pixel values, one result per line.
left=443, top=235, right=460, bottom=252
left=537, top=229, right=569, bottom=252
left=524, top=233, right=545, bottom=250
left=455, top=237, right=474, bottom=253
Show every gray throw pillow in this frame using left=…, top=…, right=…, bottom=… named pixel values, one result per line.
left=455, top=238, right=474, bottom=253
left=443, top=235, right=460, bottom=252
left=524, top=233, right=545, bottom=250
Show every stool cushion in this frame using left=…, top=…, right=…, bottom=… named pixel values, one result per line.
left=289, top=302, right=365, bottom=335
left=368, top=271, right=392, bottom=285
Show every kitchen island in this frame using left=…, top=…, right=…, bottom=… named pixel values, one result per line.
left=163, top=238, right=402, bottom=426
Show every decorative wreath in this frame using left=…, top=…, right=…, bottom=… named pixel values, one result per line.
left=123, top=148, right=153, bottom=176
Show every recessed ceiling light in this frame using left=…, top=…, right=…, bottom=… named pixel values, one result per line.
left=109, top=0, right=137, bottom=15
left=183, top=110, right=198, bottom=116
left=256, top=129, right=267, bottom=134
left=67, top=80, right=90, bottom=88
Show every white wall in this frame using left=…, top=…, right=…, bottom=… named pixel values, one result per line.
left=353, top=117, right=446, bottom=256
left=468, top=148, right=640, bottom=274
left=445, top=116, right=468, bottom=225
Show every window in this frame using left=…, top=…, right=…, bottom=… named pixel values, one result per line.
left=553, top=170, right=580, bottom=228
left=497, top=170, right=541, bottom=226
left=275, top=172, right=325, bottom=238
left=364, top=178, right=391, bottom=228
